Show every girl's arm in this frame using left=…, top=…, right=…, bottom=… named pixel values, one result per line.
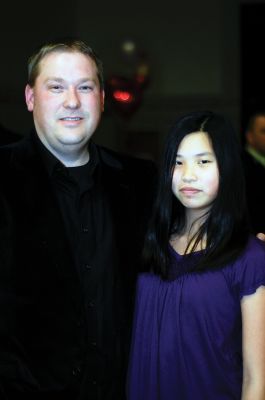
left=241, top=286, right=265, bottom=400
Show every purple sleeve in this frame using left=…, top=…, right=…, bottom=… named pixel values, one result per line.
left=233, top=237, right=265, bottom=299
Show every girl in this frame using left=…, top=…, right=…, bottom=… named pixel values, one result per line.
left=127, top=111, right=265, bottom=399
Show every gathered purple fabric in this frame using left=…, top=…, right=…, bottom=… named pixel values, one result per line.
left=127, top=236, right=265, bottom=400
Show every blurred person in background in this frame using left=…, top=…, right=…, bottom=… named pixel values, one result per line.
left=243, top=111, right=265, bottom=233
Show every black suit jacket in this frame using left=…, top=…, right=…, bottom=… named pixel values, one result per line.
left=0, top=134, right=157, bottom=399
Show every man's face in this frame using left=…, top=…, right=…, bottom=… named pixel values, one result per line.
left=247, top=116, right=265, bottom=156
left=25, top=51, right=104, bottom=156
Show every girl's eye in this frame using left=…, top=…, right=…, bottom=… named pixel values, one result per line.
left=175, top=160, right=182, bottom=166
left=199, top=159, right=211, bottom=165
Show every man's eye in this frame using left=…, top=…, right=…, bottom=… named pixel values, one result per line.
left=49, top=85, right=63, bottom=91
left=79, top=85, right=93, bottom=91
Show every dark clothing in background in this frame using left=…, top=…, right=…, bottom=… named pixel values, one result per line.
left=0, top=131, right=157, bottom=400
left=242, top=150, right=265, bottom=233
left=0, top=125, right=22, bottom=146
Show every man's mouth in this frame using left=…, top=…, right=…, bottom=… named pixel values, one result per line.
left=60, top=117, right=83, bottom=121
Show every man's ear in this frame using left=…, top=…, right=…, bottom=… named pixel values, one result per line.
left=25, top=84, right=35, bottom=112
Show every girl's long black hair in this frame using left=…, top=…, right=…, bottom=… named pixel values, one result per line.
left=143, top=111, right=249, bottom=279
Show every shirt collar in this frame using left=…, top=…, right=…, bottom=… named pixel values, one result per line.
left=32, top=130, right=100, bottom=189
left=32, top=131, right=62, bottom=177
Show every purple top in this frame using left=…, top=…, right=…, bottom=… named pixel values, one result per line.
left=127, top=236, right=265, bottom=400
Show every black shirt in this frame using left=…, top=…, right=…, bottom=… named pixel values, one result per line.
left=34, top=134, right=121, bottom=398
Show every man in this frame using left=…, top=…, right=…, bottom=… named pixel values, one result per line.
left=243, top=112, right=265, bottom=233
left=0, top=39, right=156, bottom=400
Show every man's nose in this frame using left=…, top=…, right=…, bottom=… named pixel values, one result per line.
left=63, top=88, right=81, bottom=109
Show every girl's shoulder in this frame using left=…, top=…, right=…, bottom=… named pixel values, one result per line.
left=240, top=235, right=265, bottom=261
left=227, top=235, right=265, bottom=299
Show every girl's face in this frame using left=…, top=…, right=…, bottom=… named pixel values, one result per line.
left=172, top=131, right=219, bottom=213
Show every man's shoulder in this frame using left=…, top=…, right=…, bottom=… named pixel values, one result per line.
left=0, top=134, right=37, bottom=175
left=0, top=133, right=32, bottom=153
left=94, top=144, right=158, bottom=197
left=0, top=126, right=22, bottom=146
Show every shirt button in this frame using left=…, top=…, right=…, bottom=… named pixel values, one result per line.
left=82, top=226, right=89, bottom=233
left=88, top=301, right=95, bottom=308
left=91, top=341, right=97, bottom=347
left=84, top=264, right=92, bottom=271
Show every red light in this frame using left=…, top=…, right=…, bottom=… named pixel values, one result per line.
left=113, top=90, right=133, bottom=103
